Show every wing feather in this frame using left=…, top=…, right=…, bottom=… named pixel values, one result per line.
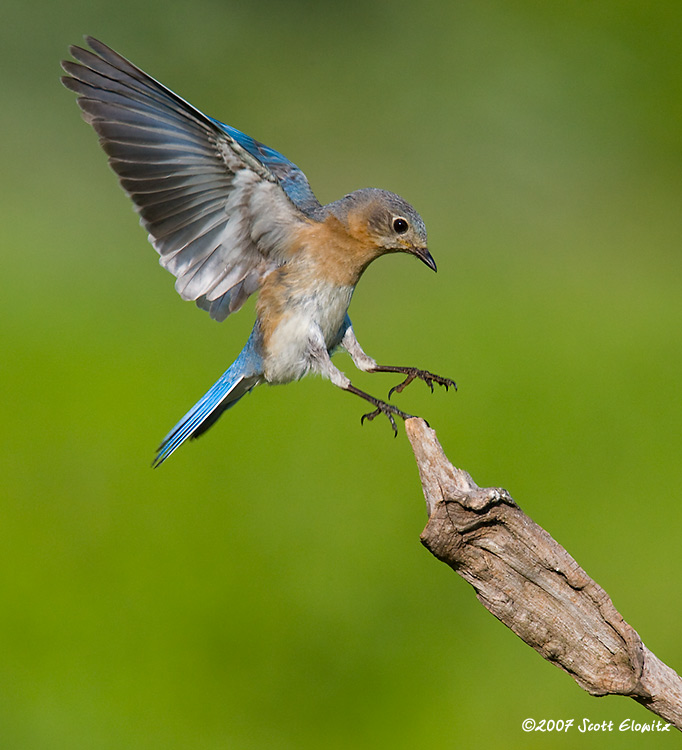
left=62, top=37, right=321, bottom=321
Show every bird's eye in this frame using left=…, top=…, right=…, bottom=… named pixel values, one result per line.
left=393, top=217, right=409, bottom=234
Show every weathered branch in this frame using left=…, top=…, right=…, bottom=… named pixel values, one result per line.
left=405, top=418, right=682, bottom=730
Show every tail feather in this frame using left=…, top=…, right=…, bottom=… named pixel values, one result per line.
left=153, top=370, right=261, bottom=467
left=153, top=327, right=264, bottom=467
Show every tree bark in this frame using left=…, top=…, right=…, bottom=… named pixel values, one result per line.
left=405, top=418, right=682, bottom=731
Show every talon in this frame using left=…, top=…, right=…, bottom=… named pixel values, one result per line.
left=388, top=372, right=416, bottom=399
left=361, top=404, right=404, bottom=435
left=347, top=383, right=414, bottom=436
left=375, top=366, right=456, bottom=397
left=360, top=408, right=381, bottom=425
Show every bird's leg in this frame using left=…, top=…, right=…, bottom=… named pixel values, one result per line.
left=368, top=365, right=457, bottom=400
left=308, top=332, right=415, bottom=436
left=344, top=383, right=415, bottom=437
left=340, top=324, right=455, bottom=401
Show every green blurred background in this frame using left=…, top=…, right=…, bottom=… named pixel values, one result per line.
left=2, top=0, right=681, bottom=747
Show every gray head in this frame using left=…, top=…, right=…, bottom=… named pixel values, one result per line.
left=325, top=188, right=435, bottom=271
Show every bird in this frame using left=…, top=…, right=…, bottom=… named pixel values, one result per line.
left=61, top=37, right=455, bottom=467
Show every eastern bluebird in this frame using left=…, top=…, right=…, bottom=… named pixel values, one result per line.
left=61, top=38, right=455, bottom=466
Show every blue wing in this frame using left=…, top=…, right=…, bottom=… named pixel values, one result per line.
left=61, top=37, right=322, bottom=321
left=209, top=118, right=321, bottom=215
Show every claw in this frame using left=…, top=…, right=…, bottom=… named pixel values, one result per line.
left=361, top=406, right=399, bottom=435
left=365, top=408, right=397, bottom=435
left=360, top=408, right=379, bottom=425
left=359, top=402, right=411, bottom=436
left=383, top=367, right=456, bottom=399
left=347, top=383, right=414, bottom=436
left=388, top=377, right=411, bottom=400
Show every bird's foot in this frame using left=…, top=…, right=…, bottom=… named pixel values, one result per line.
left=360, top=399, right=415, bottom=437
left=370, top=366, right=456, bottom=399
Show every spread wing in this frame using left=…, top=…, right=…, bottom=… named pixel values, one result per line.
left=61, top=37, right=322, bottom=321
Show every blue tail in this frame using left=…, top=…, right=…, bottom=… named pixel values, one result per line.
left=153, top=329, right=263, bottom=467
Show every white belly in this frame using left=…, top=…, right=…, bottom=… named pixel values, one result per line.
left=263, top=282, right=353, bottom=384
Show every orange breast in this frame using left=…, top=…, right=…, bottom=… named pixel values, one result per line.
left=292, top=213, right=382, bottom=287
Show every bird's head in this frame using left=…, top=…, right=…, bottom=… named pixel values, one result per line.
left=327, top=188, right=436, bottom=272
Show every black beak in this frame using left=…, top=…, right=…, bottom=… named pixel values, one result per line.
left=412, top=246, right=437, bottom=272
